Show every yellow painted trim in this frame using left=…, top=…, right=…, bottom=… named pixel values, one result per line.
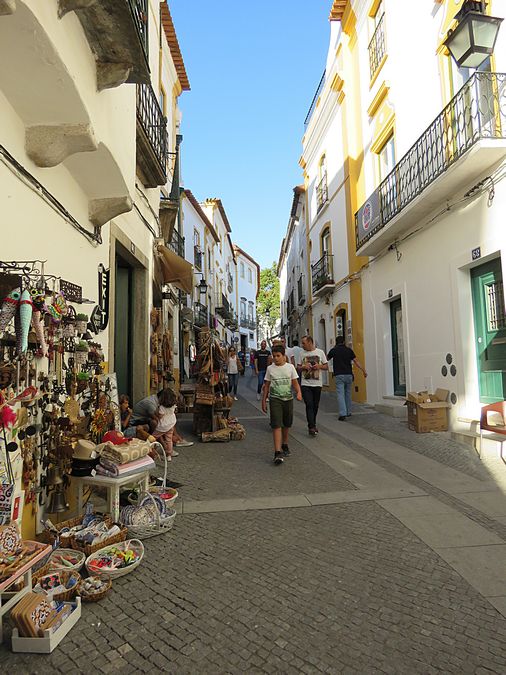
left=337, top=90, right=345, bottom=106
left=341, top=4, right=356, bottom=36
left=367, top=81, right=389, bottom=118
left=330, top=73, right=344, bottom=92
left=299, top=155, right=307, bottom=169
left=368, top=0, right=382, bottom=18
left=370, top=113, right=395, bottom=155
left=369, top=53, right=387, bottom=88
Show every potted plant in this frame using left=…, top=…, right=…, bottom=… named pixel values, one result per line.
left=76, top=370, right=90, bottom=393
left=74, top=340, right=89, bottom=365
left=75, top=313, right=89, bottom=333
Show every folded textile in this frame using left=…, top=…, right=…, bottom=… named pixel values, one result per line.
left=97, top=439, right=150, bottom=464
left=95, top=457, right=155, bottom=479
left=99, top=455, right=154, bottom=476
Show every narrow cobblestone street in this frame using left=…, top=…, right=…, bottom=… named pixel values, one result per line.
left=1, top=371, right=506, bottom=674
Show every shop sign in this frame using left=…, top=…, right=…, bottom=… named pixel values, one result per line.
left=356, top=190, right=381, bottom=245
left=60, top=279, right=82, bottom=303
left=97, top=264, right=110, bottom=331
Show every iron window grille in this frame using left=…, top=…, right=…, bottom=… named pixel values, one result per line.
left=136, top=83, right=168, bottom=179
left=316, top=173, right=328, bottom=213
left=369, top=13, right=386, bottom=80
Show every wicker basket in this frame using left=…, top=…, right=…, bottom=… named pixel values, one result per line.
left=44, top=514, right=111, bottom=547
left=70, top=526, right=128, bottom=557
left=77, top=576, right=112, bottom=603
left=35, top=570, right=81, bottom=602
left=125, top=492, right=175, bottom=540
left=48, top=548, right=86, bottom=573
left=85, top=539, right=144, bottom=579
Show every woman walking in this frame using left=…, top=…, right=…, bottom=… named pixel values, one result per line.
left=227, top=347, right=243, bottom=400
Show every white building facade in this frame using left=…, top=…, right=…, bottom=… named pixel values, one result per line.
left=0, top=0, right=190, bottom=400
left=278, top=186, right=310, bottom=346
left=328, top=0, right=506, bottom=430
left=234, top=246, right=260, bottom=353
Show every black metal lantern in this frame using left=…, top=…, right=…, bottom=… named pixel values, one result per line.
left=444, top=1, right=503, bottom=70
left=197, top=278, right=208, bottom=296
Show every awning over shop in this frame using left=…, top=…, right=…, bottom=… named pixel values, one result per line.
left=156, top=245, right=193, bottom=295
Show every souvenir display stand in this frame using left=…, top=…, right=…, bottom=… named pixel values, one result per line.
left=192, top=328, right=246, bottom=442
left=0, top=260, right=176, bottom=654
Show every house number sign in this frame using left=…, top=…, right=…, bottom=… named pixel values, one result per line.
left=471, top=247, right=481, bottom=261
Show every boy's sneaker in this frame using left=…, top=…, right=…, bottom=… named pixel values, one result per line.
left=273, top=451, right=284, bottom=465
left=281, top=444, right=291, bottom=457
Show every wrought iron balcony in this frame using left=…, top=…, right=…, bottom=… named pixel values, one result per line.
left=240, top=315, right=256, bottom=330
left=194, top=246, right=203, bottom=271
left=311, top=253, right=334, bottom=294
left=297, top=276, right=305, bottom=305
left=287, top=289, right=296, bottom=316
left=369, top=14, right=386, bottom=80
left=316, top=173, right=328, bottom=213
left=226, top=312, right=238, bottom=330
left=168, top=228, right=185, bottom=258
left=193, top=301, right=208, bottom=328
left=128, top=0, right=149, bottom=60
left=136, top=83, right=168, bottom=187
left=304, top=70, right=326, bottom=129
left=216, top=293, right=233, bottom=320
left=356, top=72, right=506, bottom=256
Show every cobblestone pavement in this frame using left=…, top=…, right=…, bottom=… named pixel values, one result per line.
left=1, top=373, right=506, bottom=673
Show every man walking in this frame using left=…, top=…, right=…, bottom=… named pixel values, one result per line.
left=296, top=335, right=328, bottom=436
left=327, top=336, right=367, bottom=420
left=255, top=340, right=272, bottom=400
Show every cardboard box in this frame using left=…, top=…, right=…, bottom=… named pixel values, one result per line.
left=406, top=388, right=451, bottom=433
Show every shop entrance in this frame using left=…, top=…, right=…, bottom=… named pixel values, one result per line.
left=471, top=258, right=506, bottom=403
left=114, top=256, right=133, bottom=399
left=390, top=298, right=406, bottom=396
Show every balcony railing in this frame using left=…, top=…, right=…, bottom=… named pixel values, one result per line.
left=136, top=83, right=168, bottom=187
left=128, top=0, right=149, bottom=60
left=240, top=316, right=256, bottom=330
left=316, top=173, right=328, bottom=213
left=304, top=70, right=326, bottom=129
left=297, top=276, right=305, bottom=305
left=194, top=302, right=208, bottom=328
left=168, top=228, right=185, bottom=258
left=311, top=253, right=334, bottom=294
left=194, top=246, right=203, bottom=271
left=216, top=294, right=233, bottom=320
left=368, top=14, right=386, bottom=80
left=356, top=72, right=506, bottom=252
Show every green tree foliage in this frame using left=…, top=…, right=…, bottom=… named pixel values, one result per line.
left=257, top=262, right=280, bottom=337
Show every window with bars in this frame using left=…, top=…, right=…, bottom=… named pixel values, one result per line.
left=486, top=281, right=506, bottom=330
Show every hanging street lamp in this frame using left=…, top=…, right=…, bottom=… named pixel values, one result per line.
left=444, top=1, right=503, bottom=70
left=197, top=278, right=208, bottom=297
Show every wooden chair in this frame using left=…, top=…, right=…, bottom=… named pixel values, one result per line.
left=479, top=401, right=506, bottom=460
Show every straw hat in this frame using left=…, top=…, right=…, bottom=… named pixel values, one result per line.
left=73, top=439, right=97, bottom=460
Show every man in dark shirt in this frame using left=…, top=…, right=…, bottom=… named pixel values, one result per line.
left=255, top=340, right=272, bottom=400
left=327, top=336, right=367, bottom=420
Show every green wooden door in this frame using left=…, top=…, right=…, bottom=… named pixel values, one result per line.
left=115, top=263, right=133, bottom=400
left=471, top=259, right=506, bottom=403
left=390, top=298, right=406, bottom=396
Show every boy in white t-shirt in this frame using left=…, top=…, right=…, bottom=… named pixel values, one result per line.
left=262, top=344, right=302, bottom=464
left=296, top=335, right=328, bottom=436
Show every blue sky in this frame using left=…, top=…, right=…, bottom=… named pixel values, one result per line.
left=169, top=0, right=330, bottom=270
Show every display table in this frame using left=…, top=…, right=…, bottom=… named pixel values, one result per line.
left=0, top=543, right=51, bottom=643
left=73, top=471, right=150, bottom=522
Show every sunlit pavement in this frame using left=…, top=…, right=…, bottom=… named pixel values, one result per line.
left=1, top=370, right=506, bottom=674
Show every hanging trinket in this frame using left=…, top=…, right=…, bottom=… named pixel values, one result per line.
left=0, top=288, right=21, bottom=332
left=18, top=289, right=33, bottom=354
